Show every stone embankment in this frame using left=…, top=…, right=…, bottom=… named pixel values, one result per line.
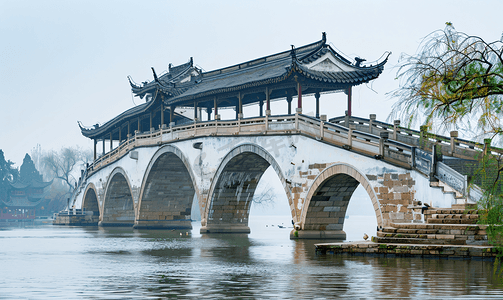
left=316, top=204, right=499, bottom=260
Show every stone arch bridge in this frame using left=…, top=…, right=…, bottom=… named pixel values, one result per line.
left=72, top=114, right=487, bottom=239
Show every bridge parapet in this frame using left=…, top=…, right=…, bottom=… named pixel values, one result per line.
left=330, top=115, right=503, bottom=160
left=87, top=114, right=417, bottom=176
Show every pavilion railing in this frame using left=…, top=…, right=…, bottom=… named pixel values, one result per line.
left=81, top=113, right=488, bottom=206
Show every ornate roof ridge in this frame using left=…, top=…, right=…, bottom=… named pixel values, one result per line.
left=200, top=35, right=326, bottom=79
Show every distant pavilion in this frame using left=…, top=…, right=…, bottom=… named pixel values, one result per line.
left=79, top=33, right=389, bottom=160
left=0, top=179, right=52, bottom=221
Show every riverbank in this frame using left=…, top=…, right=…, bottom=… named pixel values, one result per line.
left=315, top=240, right=498, bottom=261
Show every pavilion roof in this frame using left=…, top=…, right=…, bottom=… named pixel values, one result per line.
left=9, top=179, right=52, bottom=190
left=80, top=33, right=389, bottom=141
left=1, top=197, right=45, bottom=208
left=130, top=33, right=389, bottom=106
left=78, top=98, right=192, bottom=139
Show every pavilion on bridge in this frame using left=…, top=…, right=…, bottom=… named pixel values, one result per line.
left=79, top=33, right=389, bottom=160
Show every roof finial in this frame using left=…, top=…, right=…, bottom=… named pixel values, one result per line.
left=290, top=45, right=297, bottom=61
left=355, top=57, right=366, bottom=67
left=322, top=32, right=326, bottom=43
left=151, top=67, right=159, bottom=83
left=190, top=57, right=193, bottom=66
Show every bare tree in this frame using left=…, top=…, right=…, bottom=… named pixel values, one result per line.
left=252, top=184, right=276, bottom=206
left=41, top=146, right=90, bottom=193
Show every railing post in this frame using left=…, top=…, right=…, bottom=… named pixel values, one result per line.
left=265, top=114, right=269, bottom=132
left=214, top=115, right=219, bottom=135
left=369, top=114, right=376, bottom=135
left=430, top=143, right=441, bottom=182
left=450, top=131, right=458, bottom=155
left=320, top=120, right=324, bottom=140
left=169, top=122, right=174, bottom=140
left=320, top=115, right=326, bottom=140
left=347, top=127, right=353, bottom=148
left=238, top=113, right=242, bottom=133
left=393, top=120, right=400, bottom=140
left=379, top=131, right=389, bottom=158
left=344, top=110, right=349, bottom=127
left=420, top=125, right=428, bottom=150
left=295, top=113, right=299, bottom=131
left=411, top=146, right=416, bottom=168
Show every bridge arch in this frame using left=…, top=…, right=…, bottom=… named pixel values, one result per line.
left=299, top=163, right=382, bottom=238
left=201, top=143, right=293, bottom=233
left=100, top=167, right=135, bottom=226
left=81, top=183, right=100, bottom=224
left=136, top=145, right=199, bottom=229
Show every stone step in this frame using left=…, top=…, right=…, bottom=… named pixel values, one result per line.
left=377, top=231, right=487, bottom=242
left=373, top=236, right=467, bottom=245
left=381, top=226, right=486, bottom=236
left=390, top=222, right=487, bottom=231
left=429, top=181, right=463, bottom=198
left=377, top=231, right=430, bottom=239
left=424, top=209, right=480, bottom=215
left=382, top=227, right=438, bottom=234
left=427, top=218, right=478, bottom=224
left=427, top=214, right=479, bottom=220
left=452, top=203, right=478, bottom=210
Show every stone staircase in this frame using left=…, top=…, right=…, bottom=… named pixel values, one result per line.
left=373, top=204, right=489, bottom=246
left=429, top=180, right=477, bottom=205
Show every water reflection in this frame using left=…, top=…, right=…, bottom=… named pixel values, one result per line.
left=0, top=219, right=503, bottom=298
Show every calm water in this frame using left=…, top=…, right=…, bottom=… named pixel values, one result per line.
left=1, top=215, right=502, bottom=299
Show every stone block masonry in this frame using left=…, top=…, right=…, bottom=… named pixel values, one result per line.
left=370, top=172, right=417, bottom=227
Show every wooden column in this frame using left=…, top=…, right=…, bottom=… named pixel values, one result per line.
left=287, top=94, right=292, bottom=115
left=109, top=132, right=113, bottom=151
left=265, top=87, right=271, bottom=115
left=214, top=97, right=218, bottom=119
left=149, top=112, right=153, bottom=129
left=347, top=86, right=352, bottom=117
left=194, top=101, right=198, bottom=121
left=102, top=138, right=105, bottom=155
left=259, top=100, right=264, bottom=117
left=170, top=105, right=174, bottom=124
left=297, top=82, right=302, bottom=111
left=119, top=127, right=121, bottom=143
left=93, top=139, right=97, bottom=161
left=238, top=92, right=243, bottom=118
left=127, top=121, right=130, bottom=136
left=161, top=104, right=164, bottom=126
left=315, top=92, right=320, bottom=118
left=137, top=117, right=141, bottom=133
left=207, top=107, right=211, bottom=121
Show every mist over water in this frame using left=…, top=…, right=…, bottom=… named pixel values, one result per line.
left=1, top=216, right=502, bottom=299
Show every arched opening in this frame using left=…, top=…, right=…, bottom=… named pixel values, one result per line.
left=136, top=147, right=196, bottom=229
left=299, top=163, right=382, bottom=239
left=101, top=170, right=135, bottom=227
left=201, top=144, right=292, bottom=234
left=249, top=166, right=292, bottom=237
left=81, top=184, right=100, bottom=225
left=343, top=185, right=378, bottom=241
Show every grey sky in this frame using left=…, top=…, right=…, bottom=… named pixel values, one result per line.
left=1, top=0, right=502, bottom=166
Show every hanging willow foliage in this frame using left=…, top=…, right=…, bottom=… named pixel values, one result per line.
left=390, top=23, right=503, bottom=142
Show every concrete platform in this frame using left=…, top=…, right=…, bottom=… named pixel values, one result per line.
left=315, top=240, right=498, bottom=261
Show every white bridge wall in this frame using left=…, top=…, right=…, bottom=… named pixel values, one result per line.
left=74, top=133, right=456, bottom=225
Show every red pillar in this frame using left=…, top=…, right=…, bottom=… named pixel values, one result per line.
left=297, top=82, right=302, bottom=109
